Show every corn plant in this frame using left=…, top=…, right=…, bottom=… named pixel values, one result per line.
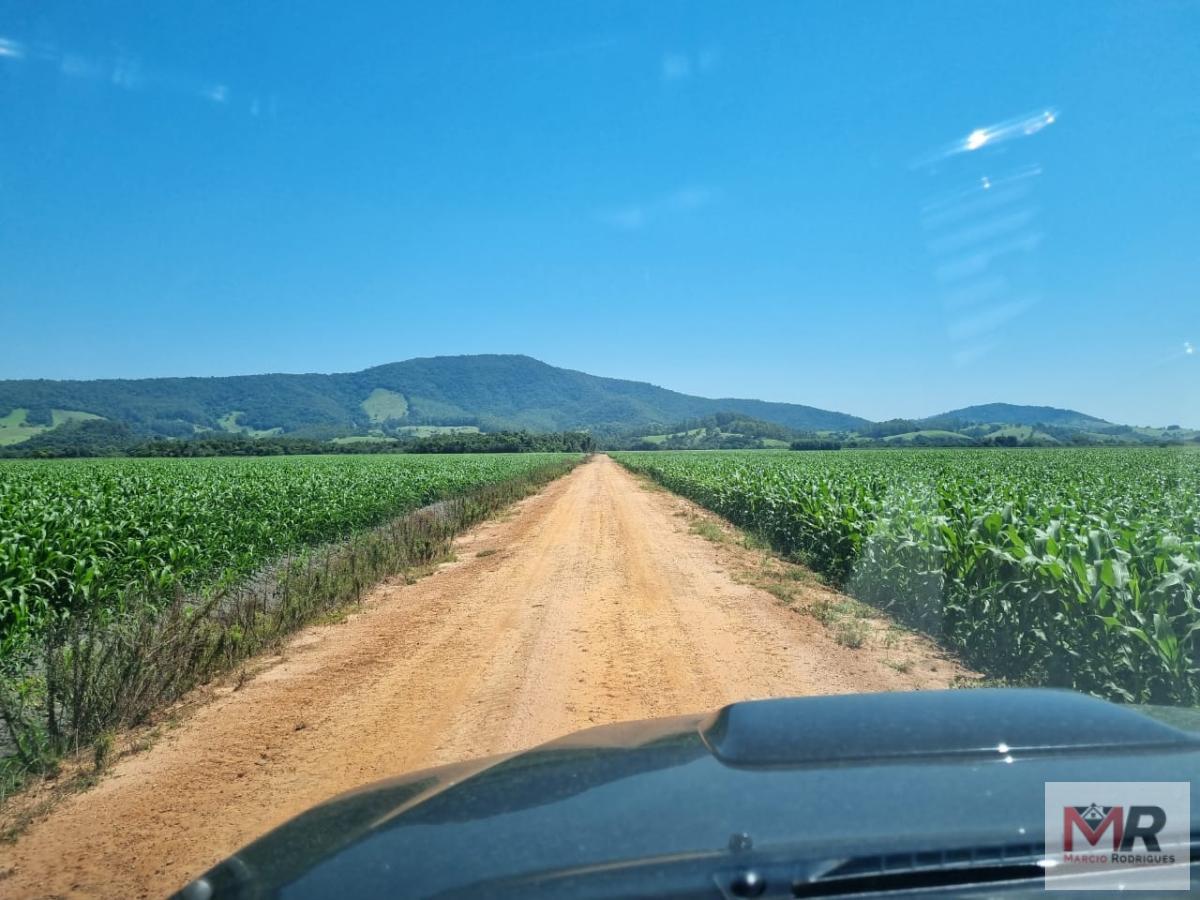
left=0, top=452, right=582, bottom=763
left=614, top=448, right=1200, bottom=704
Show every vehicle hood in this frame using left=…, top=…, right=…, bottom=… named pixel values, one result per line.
left=178, top=689, right=1200, bottom=898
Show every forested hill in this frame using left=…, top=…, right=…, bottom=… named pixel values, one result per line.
left=0, top=354, right=868, bottom=441
left=924, top=404, right=1110, bottom=429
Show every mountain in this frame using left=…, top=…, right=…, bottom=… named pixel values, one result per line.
left=4, top=356, right=1190, bottom=454
left=0, top=354, right=868, bottom=443
left=922, top=403, right=1110, bottom=429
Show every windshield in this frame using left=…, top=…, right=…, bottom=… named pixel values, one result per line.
left=1, top=2, right=1198, bottom=898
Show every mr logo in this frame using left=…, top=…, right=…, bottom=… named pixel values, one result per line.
left=1063, top=804, right=1167, bottom=852
left=1045, top=782, right=1189, bottom=890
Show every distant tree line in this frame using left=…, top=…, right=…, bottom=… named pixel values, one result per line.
left=858, top=418, right=924, bottom=439
left=789, top=438, right=844, bottom=451
left=403, top=431, right=594, bottom=453
left=4, top=408, right=1195, bottom=459
left=0, top=421, right=595, bottom=458
left=606, top=411, right=803, bottom=450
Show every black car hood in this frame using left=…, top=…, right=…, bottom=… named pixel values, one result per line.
left=178, top=689, right=1200, bottom=899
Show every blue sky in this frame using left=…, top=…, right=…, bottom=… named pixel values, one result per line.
left=1, top=1, right=1197, bottom=425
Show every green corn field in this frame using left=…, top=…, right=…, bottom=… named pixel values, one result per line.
left=0, top=453, right=578, bottom=661
left=612, top=448, right=1200, bottom=705
left=0, top=452, right=581, bottom=765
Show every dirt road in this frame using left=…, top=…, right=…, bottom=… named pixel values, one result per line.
left=3, top=455, right=964, bottom=897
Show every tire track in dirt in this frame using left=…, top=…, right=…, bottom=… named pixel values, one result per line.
left=2, top=455, right=966, bottom=898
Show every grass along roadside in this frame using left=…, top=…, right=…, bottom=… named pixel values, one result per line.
left=641, top=470, right=964, bottom=679
left=0, top=456, right=581, bottom=817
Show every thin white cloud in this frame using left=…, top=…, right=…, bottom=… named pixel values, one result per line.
left=513, top=36, right=624, bottom=63
left=110, top=56, right=142, bottom=90
left=601, top=207, right=648, bottom=230
left=660, top=47, right=720, bottom=83
left=598, top=186, right=719, bottom=231
left=661, top=53, right=691, bottom=81
left=0, top=36, right=24, bottom=59
left=666, top=186, right=715, bottom=211
left=60, top=53, right=103, bottom=80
